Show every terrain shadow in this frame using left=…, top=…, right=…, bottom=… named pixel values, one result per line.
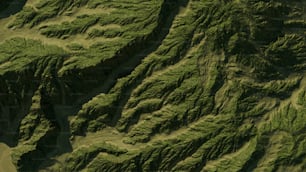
left=0, top=0, right=27, bottom=19
left=56, top=0, right=190, bottom=126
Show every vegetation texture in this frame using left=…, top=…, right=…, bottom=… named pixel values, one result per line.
left=0, top=0, right=305, bottom=171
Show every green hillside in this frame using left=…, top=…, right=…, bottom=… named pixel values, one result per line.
left=0, top=0, right=305, bottom=171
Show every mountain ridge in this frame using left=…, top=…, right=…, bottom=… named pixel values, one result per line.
left=0, top=0, right=305, bottom=171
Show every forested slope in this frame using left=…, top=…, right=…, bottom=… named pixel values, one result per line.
left=0, top=0, right=305, bottom=171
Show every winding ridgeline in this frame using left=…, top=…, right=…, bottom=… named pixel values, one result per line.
left=0, top=0, right=305, bottom=171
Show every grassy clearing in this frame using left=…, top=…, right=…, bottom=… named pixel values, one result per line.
left=0, top=143, right=16, bottom=172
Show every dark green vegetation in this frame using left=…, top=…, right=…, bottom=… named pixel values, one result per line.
left=0, top=0, right=27, bottom=18
left=0, top=0, right=305, bottom=171
left=0, top=0, right=9, bottom=12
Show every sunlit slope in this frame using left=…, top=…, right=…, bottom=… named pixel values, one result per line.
left=0, top=0, right=305, bottom=171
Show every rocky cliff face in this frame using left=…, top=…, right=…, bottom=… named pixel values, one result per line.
left=0, top=0, right=305, bottom=171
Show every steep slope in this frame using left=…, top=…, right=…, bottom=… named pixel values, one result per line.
left=0, top=0, right=305, bottom=171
